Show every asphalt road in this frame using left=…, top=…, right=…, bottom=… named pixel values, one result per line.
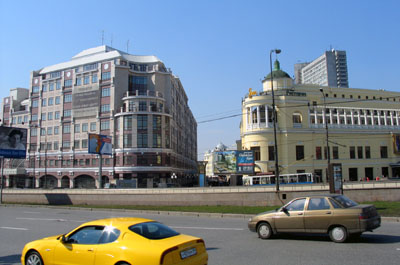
left=0, top=205, right=399, bottom=265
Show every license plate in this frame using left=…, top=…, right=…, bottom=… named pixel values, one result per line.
left=180, top=247, right=197, bottom=259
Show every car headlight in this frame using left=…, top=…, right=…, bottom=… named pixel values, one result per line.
left=248, top=218, right=253, bottom=222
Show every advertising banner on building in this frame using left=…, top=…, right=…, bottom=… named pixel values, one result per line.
left=213, top=151, right=254, bottom=174
left=88, top=134, right=112, bottom=155
left=0, top=127, right=27, bottom=158
left=393, top=134, right=400, bottom=154
left=236, top=151, right=255, bottom=174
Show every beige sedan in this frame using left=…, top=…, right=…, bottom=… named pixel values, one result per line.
left=248, top=194, right=381, bottom=243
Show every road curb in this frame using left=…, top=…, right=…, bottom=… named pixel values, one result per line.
left=0, top=204, right=398, bottom=222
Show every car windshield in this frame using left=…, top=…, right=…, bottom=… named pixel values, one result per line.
left=331, top=195, right=358, bottom=208
left=129, top=222, right=179, bottom=240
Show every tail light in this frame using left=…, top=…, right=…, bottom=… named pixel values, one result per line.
left=197, top=239, right=206, bottom=246
left=160, top=246, right=178, bottom=264
left=359, top=213, right=367, bottom=220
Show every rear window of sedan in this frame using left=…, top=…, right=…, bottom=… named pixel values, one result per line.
left=129, top=222, right=180, bottom=240
left=330, top=195, right=358, bottom=208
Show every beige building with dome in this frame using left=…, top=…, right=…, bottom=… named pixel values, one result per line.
left=240, top=60, right=400, bottom=182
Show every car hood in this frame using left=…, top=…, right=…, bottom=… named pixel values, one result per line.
left=255, top=209, right=277, bottom=217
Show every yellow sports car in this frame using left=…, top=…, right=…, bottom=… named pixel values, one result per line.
left=21, top=217, right=208, bottom=265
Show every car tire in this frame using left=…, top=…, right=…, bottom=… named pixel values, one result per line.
left=26, top=250, right=44, bottom=265
left=329, top=226, right=348, bottom=243
left=257, top=222, right=273, bottom=239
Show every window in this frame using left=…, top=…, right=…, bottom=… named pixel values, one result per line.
left=124, top=116, right=132, bottom=130
left=54, top=126, right=59, bottom=135
left=137, top=133, right=147, bottom=148
left=47, top=127, right=53, bottom=135
left=31, top=128, right=38, bottom=136
left=74, top=124, right=80, bottom=133
left=307, top=198, right=331, bottom=210
left=48, top=97, right=54, bottom=106
left=64, top=94, right=72, bottom=102
left=139, top=101, right=147, bottom=111
left=24, top=115, right=28, bottom=123
left=63, top=141, right=71, bottom=148
left=101, top=72, right=111, bottom=80
left=82, top=139, right=88, bottom=148
left=124, top=134, right=133, bottom=148
left=84, top=75, right=90, bottom=85
left=349, top=146, right=356, bottom=159
left=296, top=145, right=304, bottom=160
left=365, top=146, right=371, bottom=159
left=42, top=84, right=47, bottom=92
left=92, top=74, right=98, bottom=83
left=32, top=100, right=38, bottom=108
left=56, top=80, right=61, bottom=90
left=83, top=63, right=98, bottom=71
left=285, top=198, right=306, bottom=211
left=63, top=124, right=71, bottom=134
left=31, top=114, right=38, bottom=121
left=380, top=146, right=388, bottom=158
left=316, top=146, right=322, bottom=160
left=66, top=226, right=117, bottom=245
left=101, top=87, right=110, bottom=97
left=137, top=115, right=147, bottom=130
left=100, top=120, right=110, bottom=130
left=74, top=140, right=80, bottom=149
left=32, top=86, right=39, bottom=93
left=90, top=122, right=96, bottom=131
left=153, top=133, right=162, bottom=148
left=150, top=102, right=157, bottom=112
left=49, top=83, right=54, bottom=91
left=268, top=146, right=275, bottom=161
left=82, top=123, right=88, bottom=132
left=251, top=147, right=261, bottom=161
left=153, top=115, right=161, bottom=131
left=129, top=222, right=178, bottom=240
left=129, top=76, right=147, bottom=94
left=55, top=96, right=60, bottom=105
left=55, top=111, right=60, bottom=119
left=333, top=146, right=339, bottom=159
left=357, top=147, right=363, bottom=159
left=64, top=79, right=72, bottom=87
left=76, top=77, right=82, bottom=86
left=292, top=112, right=302, bottom=124
left=41, top=113, right=47, bottom=121
left=50, top=71, right=61, bottom=79
left=42, top=99, right=47, bottom=106
left=64, top=109, right=72, bottom=117
left=17, top=116, right=22, bottom=124
left=101, top=104, right=110, bottom=113
left=54, top=141, right=59, bottom=150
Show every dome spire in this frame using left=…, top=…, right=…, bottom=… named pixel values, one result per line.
left=274, top=59, right=280, bottom=71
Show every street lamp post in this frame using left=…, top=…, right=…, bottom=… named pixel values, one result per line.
left=270, top=49, right=281, bottom=192
left=320, top=88, right=334, bottom=193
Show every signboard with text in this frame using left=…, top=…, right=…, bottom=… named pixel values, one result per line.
left=213, top=151, right=254, bottom=174
left=0, top=127, right=27, bottom=158
left=88, top=134, right=112, bottom=155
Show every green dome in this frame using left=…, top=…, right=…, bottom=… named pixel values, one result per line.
left=265, top=60, right=291, bottom=80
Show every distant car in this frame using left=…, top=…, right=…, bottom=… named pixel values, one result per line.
left=21, top=217, right=208, bottom=265
left=248, top=194, right=381, bottom=243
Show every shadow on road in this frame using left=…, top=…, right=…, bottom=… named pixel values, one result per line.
left=0, top=254, right=21, bottom=264
left=206, top=247, right=220, bottom=251
left=269, top=233, right=400, bottom=244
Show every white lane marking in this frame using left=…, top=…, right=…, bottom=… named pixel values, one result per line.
left=171, top=226, right=243, bottom=231
left=17, top=217, right=67, bottom=222
left=0, top=226, right=28, bottom=231
left=23, top=211, right=41, bottom=214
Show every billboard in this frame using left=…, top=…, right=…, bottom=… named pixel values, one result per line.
left=213, top=151, right=254, bottom=174
left=88, top=134, right=112, bottom=155
left=0, top=127, right=27, bottom=158
left=236, top=151, right=255, bottom=174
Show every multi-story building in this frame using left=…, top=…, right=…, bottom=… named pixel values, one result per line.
left=1, top=45, right=197, bottom=189
left=295, top=49, right=349, bottom=88
left=241, top=59, right=400, bottom=182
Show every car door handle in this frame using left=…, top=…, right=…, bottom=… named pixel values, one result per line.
left=88, top=249, right=94, bottom=252
left=298, top=213, right=303, bottom=215
left=326, top=211, right=332, bottom=214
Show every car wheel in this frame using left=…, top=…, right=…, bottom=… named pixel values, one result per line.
left=26, top=251, right=44, bottom=265
left=257, top=222, right=273, bottom=239
left=329, top=226, right=348, bottom=243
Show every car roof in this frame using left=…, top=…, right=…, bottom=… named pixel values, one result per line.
left=82, top=217, right=155, bottom=228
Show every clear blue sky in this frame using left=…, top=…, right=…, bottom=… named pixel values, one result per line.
left=1, top=0, right=399, bottom=160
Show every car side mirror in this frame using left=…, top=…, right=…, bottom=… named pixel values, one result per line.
left=282, top=207, right=288, bottom=213
left=61, top=235, right=67, bottom=243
